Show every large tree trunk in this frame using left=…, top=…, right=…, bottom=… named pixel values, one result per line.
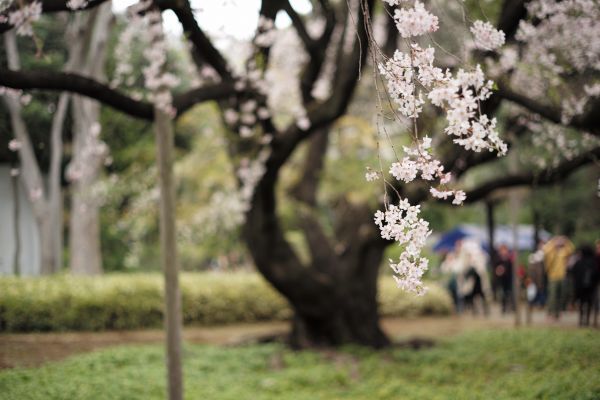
left=243, top=128, right=390, bottom=348
left=288, top=244, right=389, bottom=348
left=244, top=199, right=390, bottom=348
left=236, top=0, right=384, bottom=348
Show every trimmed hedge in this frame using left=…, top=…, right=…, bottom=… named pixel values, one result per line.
left=0, top=273, right=452, bottom=332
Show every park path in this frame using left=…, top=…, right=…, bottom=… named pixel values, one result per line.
left=0, top=306, right=584, bottom=370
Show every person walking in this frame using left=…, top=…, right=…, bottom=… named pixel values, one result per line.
left=495, top=245, right=514, bottom=314
left=572, top=245, right=600, bottom=326
left=543, top=236, right=575, bottom=320
left=527, top=241, right=547, bottom=307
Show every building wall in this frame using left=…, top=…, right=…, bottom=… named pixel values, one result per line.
left=0, top=165, right=41, bottom=275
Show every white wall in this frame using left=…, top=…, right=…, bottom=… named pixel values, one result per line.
left=0, top=165, right=41, bottom=275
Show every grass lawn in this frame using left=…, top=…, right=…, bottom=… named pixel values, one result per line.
left=0, top=329, right=598, bottom=399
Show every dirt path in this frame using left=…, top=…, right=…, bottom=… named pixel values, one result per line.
left=0, top=307, right=585, bottom=370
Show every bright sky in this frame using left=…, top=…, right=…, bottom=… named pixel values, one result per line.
left=112, top=0, right=312, bottom=39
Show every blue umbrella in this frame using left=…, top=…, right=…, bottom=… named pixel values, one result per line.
left=432, top=227, right=472, bottom=253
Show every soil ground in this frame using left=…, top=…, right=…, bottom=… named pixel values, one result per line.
left=0, top=305, right=587, bottom=370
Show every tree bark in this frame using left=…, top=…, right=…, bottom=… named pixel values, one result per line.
left=245, top=207, right=390, bottom=348
left=244, top=135, right=390, bottom=348
left=68, top=3, right=112, bottom=275
left=3, top=31, right=66, bottom=274
left=288, top=240, right=390, bottom=349
left=11, top=171, right=21, bottom=276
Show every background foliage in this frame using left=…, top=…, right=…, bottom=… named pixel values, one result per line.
left=0, top=273, right=452, bottom=332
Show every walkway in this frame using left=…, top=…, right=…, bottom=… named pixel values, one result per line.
left=0, top=306, right=586, bottom=370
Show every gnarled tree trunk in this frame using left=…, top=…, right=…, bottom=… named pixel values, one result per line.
left=244, top=126, right=390, bottom=348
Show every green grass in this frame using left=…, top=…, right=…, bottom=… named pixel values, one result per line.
left=1, top=329, right=599, bottom=399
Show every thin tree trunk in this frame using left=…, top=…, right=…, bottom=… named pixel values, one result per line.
left=68, top=3, right=112, bottom=275
left=11, top=171, right=21, bottom=276
left=154, top=108, right=183, bottom=400
left=485, top=200, right=497, bottom=301
left=3, top=31, right=67, bottom=274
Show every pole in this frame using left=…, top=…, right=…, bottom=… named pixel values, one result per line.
left=510, top=192, right=521, bottom=327
left=11, top=169, right=21, bottom=276
left=155, top=108, right=183, bottom=400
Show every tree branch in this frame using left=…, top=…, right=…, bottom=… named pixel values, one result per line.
left=167, top=0, right=233, bottom=80
left=265, top=0, right=374, bottom=179
left=464, top=146, right=600, bottom=203
left=296, top=0, right=336, bottom=104
left=0, top=69, right=238, bottom=119
left=0, top=0, right=109, bottom=33
left=498, top=85, right=600, bottom=136
left=289, top=127, right=330, bottom=206
left=283, top=0, right=316, bottom=53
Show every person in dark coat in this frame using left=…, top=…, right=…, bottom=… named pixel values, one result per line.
left=495, top=245, right=514, bottom=314
left=572, top=245, right=600, bottom=326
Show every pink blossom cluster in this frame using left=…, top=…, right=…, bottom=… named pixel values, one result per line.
left=110, top=1, right=179, bottom=116
left=373, top=0, right=506, bottom=293
left=388, top=137, right=465, bottom=205
left=254, top=16, right=277, bottom=48
left=470, top=20, right=505, bottom=51
left=7, top=0, right=41, bottom=36
left=0, top=85, right=31, bottom=105
left=524, top=116, right=600, bottom=169
left=237, top=148, right=270, bottom=208
left=66, top=122, right=110, bottom=183
left=511, top=0, right=600, bottom=123
left=374, top=200, right=431, bottom=295
left=8, top=138, right=22, bottom=151
left=380, top=45, right=506, bottom=154
left=430, top=66, right=506, bottom=154
left=141, top=10, right=179, bottom=115
left=393, top=1, right=438, bottom=38
left=66, top=0, right=88, bottom=10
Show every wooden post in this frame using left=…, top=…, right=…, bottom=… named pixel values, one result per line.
left=11, top=169, right=21, bottom=276
left=154, top=108, right=183, bottom=400
left=510, top=191, right=521, bottom=327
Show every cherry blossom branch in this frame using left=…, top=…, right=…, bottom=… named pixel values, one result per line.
left=269, top=0, right=373, bottom=174
left=0, top=0, right=109, bottom=33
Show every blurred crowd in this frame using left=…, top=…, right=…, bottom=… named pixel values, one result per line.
left=440, top=237, right=600, bottom=327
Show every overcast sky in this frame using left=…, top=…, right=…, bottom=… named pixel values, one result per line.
left=112, top=0, right=312, bottom=40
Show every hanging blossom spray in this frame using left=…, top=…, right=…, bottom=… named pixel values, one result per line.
left=370, top=0, right=507, bottom=294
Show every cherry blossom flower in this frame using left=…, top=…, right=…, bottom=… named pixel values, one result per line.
left=393, top=1, right=439, bottom=38
left=66, top=0, right=88, bottom=10
left=8, top=138, right=22, bottom=151
left=365, top=168, right=380, bottom=182
left=8, top=1, right=42, bottom=37
left=471, top=20, right=506, bottom=51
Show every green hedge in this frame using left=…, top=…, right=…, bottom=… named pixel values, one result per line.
left=0, top=273, right=452, bottom=332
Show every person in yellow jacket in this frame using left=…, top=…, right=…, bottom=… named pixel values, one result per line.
left=543, top=236, right=575, bottom=319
